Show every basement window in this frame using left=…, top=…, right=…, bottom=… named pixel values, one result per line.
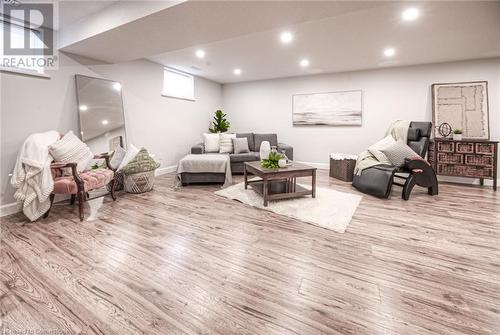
left=162, top=67, right=195, bottom=101
left=0, top=19, right=46, bottom=76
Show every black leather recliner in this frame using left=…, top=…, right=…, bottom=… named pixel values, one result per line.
left=352, top=122, right=438, bottom=200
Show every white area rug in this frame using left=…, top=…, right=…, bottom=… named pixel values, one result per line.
left=215, top=182, right=362, bottom=233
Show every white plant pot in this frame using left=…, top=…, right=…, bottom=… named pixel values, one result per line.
left=278, top=159, right=287, bottom=168
left=453, top=134, right=463, bottom=141
left=259, top=141, right=271, bottom=160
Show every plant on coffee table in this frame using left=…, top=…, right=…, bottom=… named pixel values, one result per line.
left=261, top=151, right=285, bottom=169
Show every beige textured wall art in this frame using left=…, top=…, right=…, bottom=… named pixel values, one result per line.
left=432, top=81, right=489, bottom=139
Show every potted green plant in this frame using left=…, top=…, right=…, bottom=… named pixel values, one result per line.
left=261, top=150, right=285, bottom=169
left=452, top=129, right=463, bottom=141
left=209, top=109, right=230, bottom=133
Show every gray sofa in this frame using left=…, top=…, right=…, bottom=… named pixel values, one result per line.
left=190, top=133, right=293, bottom=177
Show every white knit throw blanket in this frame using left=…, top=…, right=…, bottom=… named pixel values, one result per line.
left=11, top=131, right=60, bottom=221
left=354, top=120, right=411, bottom=175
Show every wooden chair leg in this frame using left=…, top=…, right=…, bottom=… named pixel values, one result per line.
left=43, top=194, right=55, bottom=218
left=402, top=175, right=417, bottom=201
left=427, top=173, right=439, bottom=196
left=70, top=194, right=76, bottom=205
left=110, top=179, right=116, bottom=201
left=78, top=191, right=85, bottom=221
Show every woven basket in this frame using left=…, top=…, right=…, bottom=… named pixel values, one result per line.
left=107, top=171, right=124, bottom=192
left=329, top=157, right=356, bottom=182
left=124, top=170, right=156, bottom=194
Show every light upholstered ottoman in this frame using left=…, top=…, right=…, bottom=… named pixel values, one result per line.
left=176, top=154, right=232, bottom=187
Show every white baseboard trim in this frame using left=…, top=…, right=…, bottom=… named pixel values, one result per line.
left=155, top=165, right=177, bottom=176
left=295, top=161, right=329, bottom=170
left=0, top=201, right=22, bottom=217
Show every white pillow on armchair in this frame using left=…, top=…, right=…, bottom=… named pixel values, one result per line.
left=49, top=131, right=93, bottom=171
left=367, top=135, right=395, bottom=163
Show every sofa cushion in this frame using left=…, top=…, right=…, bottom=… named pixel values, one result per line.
left=230, top=152, right=260, bottom=163
left=232, top=137, right=250, bottom=154
left=236, top=133, right=255, bottom=151
left=203, top=133, right=220, bottom=153
left=53, top=168, right=114, bottom=194
left=254, top=133, right=278, bottom=152
left=219, top=133, right=236, bottom=154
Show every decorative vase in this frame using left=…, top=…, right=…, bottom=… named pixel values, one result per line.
left=278, top=159, right=287, bottom=168
left=259, top=141, right=271, bottom=160
left=453, top=134, right=463, bottom=141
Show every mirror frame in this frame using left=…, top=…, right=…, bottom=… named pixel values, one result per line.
left=74, top=74, right=128, bottom=150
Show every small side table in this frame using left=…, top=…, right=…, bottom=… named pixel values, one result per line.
left=329, top=153, right=358, bottom=182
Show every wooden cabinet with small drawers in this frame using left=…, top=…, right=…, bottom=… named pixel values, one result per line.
left=429, top=139, right=498, bottom=190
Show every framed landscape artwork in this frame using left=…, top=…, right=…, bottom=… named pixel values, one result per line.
left=292, top=90, right=362, bottom=126
left=432, top=81, right=489, bottom=139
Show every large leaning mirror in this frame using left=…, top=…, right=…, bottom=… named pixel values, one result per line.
left=75, top=74, right=127, bottom=154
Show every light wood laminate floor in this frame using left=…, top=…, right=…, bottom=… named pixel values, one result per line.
left=1, top=171, right=499, bottom=335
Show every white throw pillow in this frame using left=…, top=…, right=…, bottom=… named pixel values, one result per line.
left=117, top=144, right=139, bottom=171
left=203, top=133, right=220, bottom=153
left=368, top=135, right=396, bottom=162
left=49, top=131, right=94, bottom=172
left=381, top=141, right=420, bottom=167
left=219, top=133, right=236, bottom=154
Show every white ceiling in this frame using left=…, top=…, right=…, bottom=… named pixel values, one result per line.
left=58, top=1, right=500, bottom=83
left=58, top=1, right=118, bottom=30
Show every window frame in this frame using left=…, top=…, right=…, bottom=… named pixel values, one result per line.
left=161, top=67, right=195, bottom=102
left=0, top=17, right=50, bottom=78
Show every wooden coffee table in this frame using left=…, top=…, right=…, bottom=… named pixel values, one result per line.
left=244, top=161, right=317, bottom=207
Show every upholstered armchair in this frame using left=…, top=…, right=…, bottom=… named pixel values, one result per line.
left=352, top=122, right=438, bottom=200
left=44, top=153, right=116, bottom=221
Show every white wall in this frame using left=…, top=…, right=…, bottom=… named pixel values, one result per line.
left=87, top=59, right=222, bottom=171
left=223, top=58, right=500, bottom=167
left=0, top=53, right=222, bottom=208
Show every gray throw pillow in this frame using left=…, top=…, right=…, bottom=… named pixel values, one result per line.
left=236, top=133, right=255, bottom=151
left=232, top=137, right=250, bottom=154
left=380, top=141, right=419, bottom=167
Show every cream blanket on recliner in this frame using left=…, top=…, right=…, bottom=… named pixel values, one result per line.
left=354, top=120, right=411, bottom=175
left=10, top=131, right=59, bottom=221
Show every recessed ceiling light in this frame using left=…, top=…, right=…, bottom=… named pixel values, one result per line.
left=300, top=59, right=310, bottom=67
left=101, top=120, right=109, bottom=125
left=280, top=31, right=294, bottom=44
left=79, top=105, right=88, bottom=111
left=233, top=68, right=241, bottom=75
left=384, top=48, right=396, bottom=57
left=195, top=49, right=205, bottom=58
left=402, top=7, right=419, bottom=21
left=113, top=82, right=121, bottom=91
